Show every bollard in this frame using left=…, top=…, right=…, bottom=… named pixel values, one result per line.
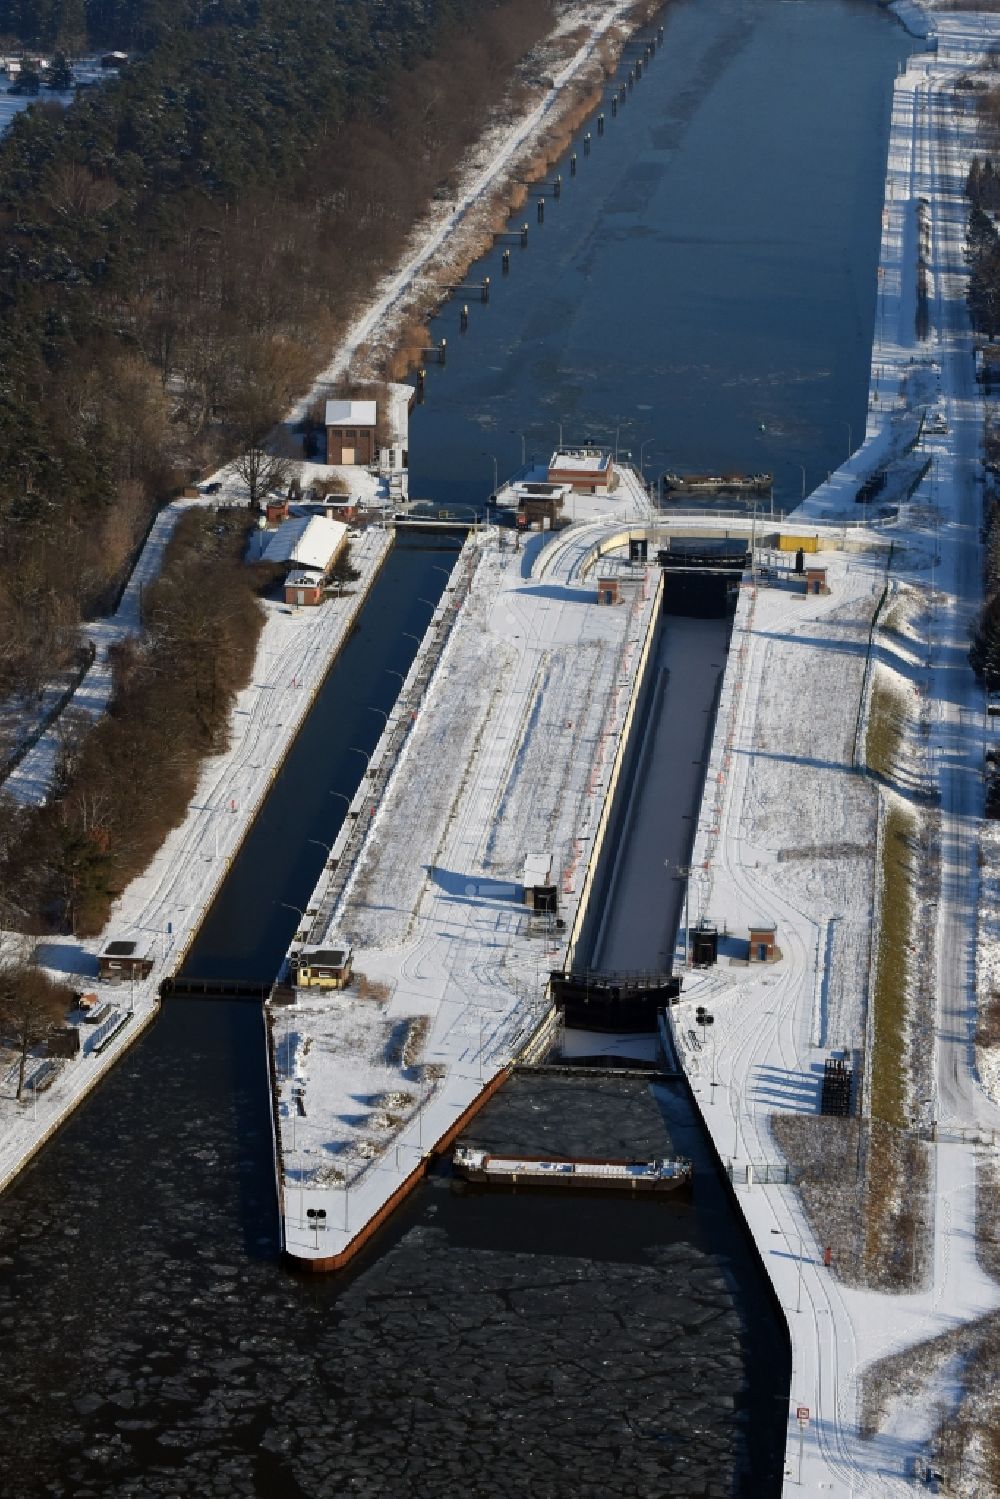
left=553, top=174, right=561, bottom=199
left=439, top=337, right=447, bottom=367
left=597, top=113, right=604, bottom=136
left=520, top=222, right=529, bottom=248
left=460, top=304, right=469, bottom=332
left=481, top=276, right=490, bottom=304
left=584, top=132, right=591, bottom=156
left=611, top=95, right=617, bottom=117
left=636, top=58, right=642, bottom=80
left=570, top=152, right=577, bottom=176
left=416, top=367, right=426, bottom=403
left=502, top=248, right=510, bottom=275
left=537, top=197, right=544, bottom=223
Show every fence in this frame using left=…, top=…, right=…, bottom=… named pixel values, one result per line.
left=726, top=1161, right=793, bottom=1186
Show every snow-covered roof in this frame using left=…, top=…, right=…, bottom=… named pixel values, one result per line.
left=523, top=852, right=553, bottom=886
left=513, top=481, right=572, bottom=501
left=261, top=515, right=347, bottom=573
left=325, top=400, right=377, bottom=429
left=549, top=448, right=612, bottom=474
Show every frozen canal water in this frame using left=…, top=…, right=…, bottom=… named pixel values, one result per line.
left=0, top=1012, right=784, bottom=1497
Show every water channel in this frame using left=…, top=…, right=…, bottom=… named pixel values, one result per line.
left=0, top=2, right=913, bottom=1495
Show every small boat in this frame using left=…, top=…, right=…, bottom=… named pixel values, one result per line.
left=452, top=1145, right=692, bottom=1195
left=662, top=471, right=772, bottom=494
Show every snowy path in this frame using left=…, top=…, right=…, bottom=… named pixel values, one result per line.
left=5, top=501, right=197, bottom=805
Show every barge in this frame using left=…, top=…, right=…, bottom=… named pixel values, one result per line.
left=452, top=1145, right=692, bottom=1194
left=662, top=471, right=772, bottom=494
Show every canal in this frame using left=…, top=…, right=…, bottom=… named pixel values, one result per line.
left=0, top=2, right=913, bottom=1496
left=409, top=0, right=912, bottom=512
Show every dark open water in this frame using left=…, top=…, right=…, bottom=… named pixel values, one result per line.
left=0, top=3, right=912, bottom=1495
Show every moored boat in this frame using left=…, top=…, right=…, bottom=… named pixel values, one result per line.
left=452, top=1145, right=692, bottom=1194
left=662, top=471, right=772, bottom=494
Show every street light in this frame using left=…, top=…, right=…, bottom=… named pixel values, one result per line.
left=638, top=437, right=656, bottom=476
left=510, top=430, right=527, bottom=467
left=845, top=422, right=853, bottom=460
left=309, top=838, right=332, bottom=858
left=280, top=901, right=305, bottom=925
left=696, top=1007, right=716, bottom=1096
left=482, top=452, right=499, bottom=495
left=385, top=668, right=406, bottom=684
left=329, top=790, right=351, bottom=807
left=365, top=705, right=390, bottom=723
left=798, top=464, right=806, bottom=501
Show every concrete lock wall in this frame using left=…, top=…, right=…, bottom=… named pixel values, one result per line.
left=565, top=569, right=666, bottom=971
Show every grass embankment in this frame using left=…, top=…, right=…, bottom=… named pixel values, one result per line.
left=861, top=673, right=929, bottom=1287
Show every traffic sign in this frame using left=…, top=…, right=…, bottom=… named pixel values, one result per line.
left=796, top=1406, right=810, bottom=1428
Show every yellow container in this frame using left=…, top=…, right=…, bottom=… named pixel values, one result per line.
left=778, top=533, right=820, bottom=553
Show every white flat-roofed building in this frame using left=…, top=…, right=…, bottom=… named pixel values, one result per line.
left=261, top=514, right=348, bottom=574
left=547, top=447, right=616, bottom=494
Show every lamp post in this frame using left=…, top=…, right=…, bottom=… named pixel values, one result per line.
left=696, top=1007, right=716, bottom=1096
left=329, top=790, right=351, bottom=808
left=845, top=422, right=853, bottom=460
left=510, top=430, right=527, bottom=467
left=799, top=464, right=806, bottom=501
left=309, top=839, right=332, bottom=859
left=482, top=452, right=499, bottom=496
left=280, top=901, right=306, bottom=930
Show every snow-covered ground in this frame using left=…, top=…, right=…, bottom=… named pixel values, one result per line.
left=0, top=528, right=391, bottom=1193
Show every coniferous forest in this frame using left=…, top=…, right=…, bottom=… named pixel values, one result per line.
left=0, top=0, right=555, bottom=931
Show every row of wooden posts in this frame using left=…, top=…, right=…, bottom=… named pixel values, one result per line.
left=415, top=22, right=665, bottom=394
